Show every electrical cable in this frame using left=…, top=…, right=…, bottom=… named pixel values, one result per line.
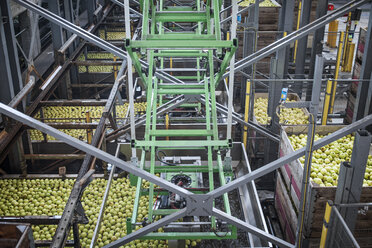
left=155, top=149, right=178, bottom=166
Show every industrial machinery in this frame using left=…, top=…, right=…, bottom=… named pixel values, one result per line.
left=124, top=0, right=238, bottom=241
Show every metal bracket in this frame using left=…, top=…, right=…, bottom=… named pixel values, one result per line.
left=131, top=156, right=139, bottom=167
left=74, top=201, right=89, bottom=224
left=186, top=195, right=213, bottom=216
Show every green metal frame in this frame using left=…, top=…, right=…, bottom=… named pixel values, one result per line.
left=125, top=0, right=238, bottom=241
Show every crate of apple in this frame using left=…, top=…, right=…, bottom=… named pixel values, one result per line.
left=30, top=103, right=147, bottom=141
left=254, top=97, right=309, bottom=125
left=0, top=177, right=200, bottom=248
left=288, top=133, right=372, bottom=187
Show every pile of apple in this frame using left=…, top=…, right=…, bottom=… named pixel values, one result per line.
left=99, top=30, right=126, bottom=40
left=239, top=0, right=277, bottom=7
left=254, top=98, right=309, bottom=125
left=288, top=133, right=372, bottom=187
left=78, top=65, right=118, bottom=73
left=0, top=177, right=201, bottom=247
left=30, top=103, right=147, bottom=141
left=78, top=53, right=116, bottom=61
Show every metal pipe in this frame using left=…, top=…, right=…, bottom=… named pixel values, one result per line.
left=8, top=76, right=35, bottom=109
left=59, top=25, right=95, bottom=54
left=40, top=100, right=110, bottom=106
left=124, top=0, right=136, bottom=157
left=226, top=0, right=238, bottom=156
left=90, top=162, right=116, bottom=248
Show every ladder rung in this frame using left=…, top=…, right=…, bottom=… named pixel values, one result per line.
left=149, top=129, right=213, bottom=137
left=155, top=11, right=207, bottom=23
left=158, top=84, right=204, bottom=89
left=157, top=68, right=206, bottom=72
left=146, top=34, right=215, bottom=40
left=157, top=89, right=205, bottom=95
left=134, top=140, right=230, bottom=148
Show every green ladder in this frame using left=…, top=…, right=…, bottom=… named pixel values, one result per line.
left=126, top=0, right=238, bottom=241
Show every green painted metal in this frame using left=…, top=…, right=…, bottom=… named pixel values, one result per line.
left=134, top=140, right=230, bottom=148
left=127, top=39, right=236, bottom=49
left=125, top=0, right=238, bottom=241
left=158, top=84, right=204, bottom=89
left=157, top=88, right=205, bottom=95
left=154, top=52, right=208, bottom=57
left=155, top=11, right=207, bottom=23
left=146, top=34, right=216, bottom=40
left=149, top=129, right=213, bottom=137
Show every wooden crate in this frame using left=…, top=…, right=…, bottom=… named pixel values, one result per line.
left=276, top=125, right=372, bottom=244
left=237, top=0, right=281, bottom=74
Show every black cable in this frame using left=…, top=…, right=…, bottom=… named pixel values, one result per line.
left=156, top=149, right=178, bottom=166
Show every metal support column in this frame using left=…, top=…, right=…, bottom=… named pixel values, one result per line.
left=0, top=0, right=23, bottom=105
left=334, top=130, right=371, bottom=232
left=308, top=0, right=328, bottom=80
left=64, top=0, right=80, bottom=98
left=0, top=0, right=26, bottom=172
left=47, top=0, right=64, bottom=53
left=85, top=0, right=97, bottom=24
left=295, top=55, right=323, bottom=247
left=240, top=0, right=259, bottom=110
left=124, top=0, right=136, bottom=158
left=354, top=3, right=372, bottom=121
left=265, top=58, right=281, bottom=165
left=293, top=0, right=312, bottom=98
left=277, top=0, right=295, bottom=77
